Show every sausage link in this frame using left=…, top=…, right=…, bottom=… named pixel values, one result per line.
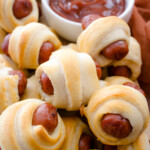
left=79, top=133, right=93, bottom=150
left=102, top=144, right=117, bottom=150
left=108, top=66, right=131, bottom=78
left=32, top=103, right=58, bottom=133
left=13, top=0, right=32, bottom=19
left=82, top=14, right=101, bottom=30
left=123, top=82, right=146, bottom=96
left=40, top=72, right=54, bottom=95
left=38, top=41, right=55, bottom=64
left=94, top=60, right=102, bottom=79
left=1, top=34, right=11, bottom=57
left=9, top=70, right=27, bottom=96
left=101, top=113, right=132, bottom=139
left=101, top=41, right=128, bottom=60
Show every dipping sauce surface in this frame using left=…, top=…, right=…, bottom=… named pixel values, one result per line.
left=49, top=0, right=125, bottom=23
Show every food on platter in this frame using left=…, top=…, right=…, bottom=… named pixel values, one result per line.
left=0, top=1, right=149, bottom=149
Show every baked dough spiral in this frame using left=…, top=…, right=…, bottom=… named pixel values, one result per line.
left=0, top=99, right=66, bottom=150
left=61, top=117, right=92, bottom=150
left=118, top=133, right=150, bottom=150
left=103, top=132, right=150, bottom=150
left=0, top=54, right=19, bottom=69
left=84, top=85, right=149, bottom=145
left=0, top=54, right=29, bottom=77
left=105, top=76, right=135, bottom=85
left=8, top=22, right=61, bottom=69
left=35, top=48, right=100, bottom=111
left=109, top=37, right=142, bottom=80
left=21, top=75, right=41, bottom=100
left=0, top=64, right=20, bottom=113
left=77, top=16, right=130, bottom=67
left=0, top=0, right=39, bottom=32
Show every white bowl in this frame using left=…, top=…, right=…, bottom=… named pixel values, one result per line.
left=42, top=0, right=135, bottom=42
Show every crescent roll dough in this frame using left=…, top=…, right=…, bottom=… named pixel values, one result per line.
left=0, top=54, right=18, bottom=69
left=61, top=43, right=79, bottom=52
left=77, top=16, right=130, bottom=67
left=0, top=99, right=66, bottom=150
left=21, top=75, right=41, bottom=100
left=0, top=0, right=39, bottom=32
left=0, top=64, right=20, bottom=113
left=0, top=54, right=29, bottom=77
left=35, top=48, right=100, bottom=111
left=105, top=76, right=135, bottom=85
left=117, top=133, right=150, bottom=150
left=84, top=85, right=149, bottom=145
left=109, top=37, right=142, bottom=80
left=61, top=117, right=92, bottom=150
left=0, top=27, right=6, bottom=53
left=8, top=22, right=62, bottom=69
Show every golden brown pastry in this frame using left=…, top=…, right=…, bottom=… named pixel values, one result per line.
left=21, top=75, right=41, bottom=100
left=0, top=0, right=39, bottom=32
left=0, top=65, right=19, bottom=113
left=103, top=132, right=150, bottom=150
left=61, top=43, right=79, bottom=52
left=105, top=76, right=135, bottom=85
left=77, top=16, right=130, bottom=67
left=0, top=99, right=66, bottom=150
left=0, top=27, right=6, bottom=53
left=118, top=133, right=150, bottom=150
left=8, top=22, right=61, bottom=69
left=0, top=54, right=18, bottom=69
left=61, top=117, right=93, bottom=150
left=84, top=85, right=149, bottom=145
left=107, top=37, right=142, bottom=80
left=105, top=76, right=146, bottom=96
left=0, top=64, right=27, bottom=113
left=35, top=48, right=100, bottom=111
left=0, top=54, right=29, bottom=77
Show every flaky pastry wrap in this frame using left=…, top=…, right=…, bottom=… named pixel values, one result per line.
left=61, top=117, right=92, bottom=150
left=77, top=16, right=130, bottom=67
left=84, top=85, right=149, bottom=145
left=0, top=99, right=66, bottom=150
left=8, top=22, right=61, bottom=69
left=35, top=48, right=100, bottom=111
left=0, top=0, right=39, bottom=32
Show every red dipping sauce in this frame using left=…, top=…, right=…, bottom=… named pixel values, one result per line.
left=49, top=0, right=125, bottom=23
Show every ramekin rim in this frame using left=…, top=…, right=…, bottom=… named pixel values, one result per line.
left=42, top=0, right=135, bottom=25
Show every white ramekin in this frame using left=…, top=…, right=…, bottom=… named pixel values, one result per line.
left=42, top=0, right=135, bottom=42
